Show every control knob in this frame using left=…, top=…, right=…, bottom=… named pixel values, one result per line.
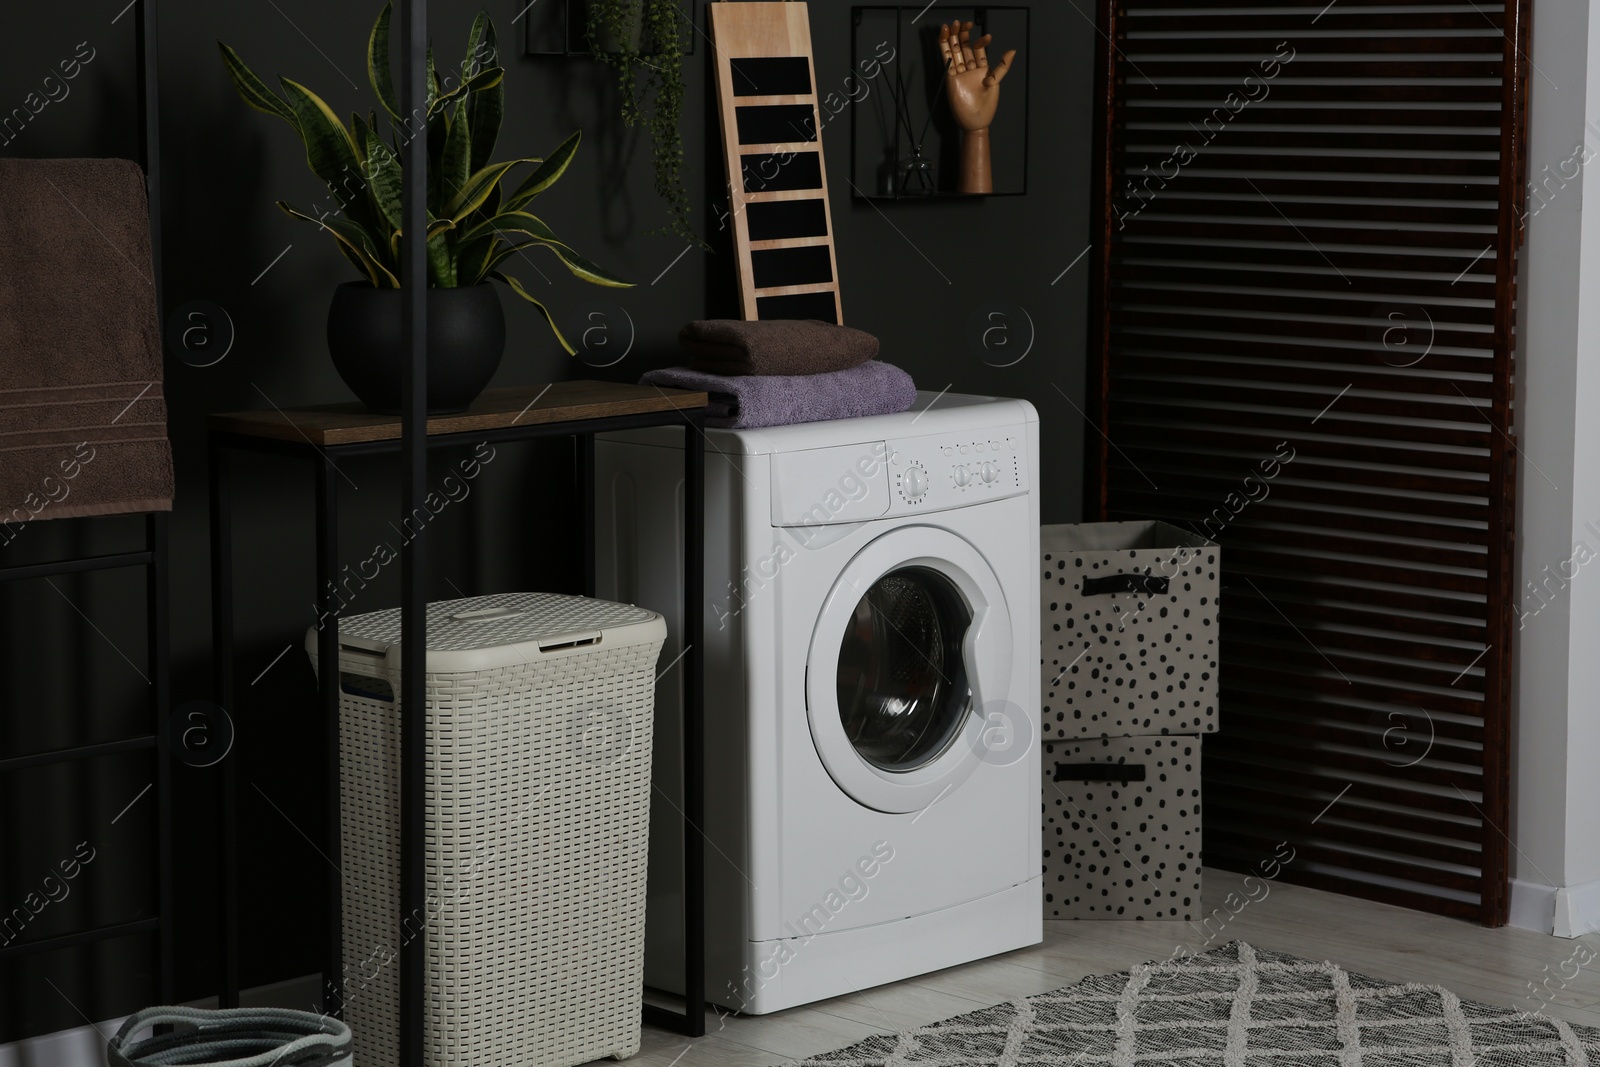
left=901, top=464, right=929, bottom=499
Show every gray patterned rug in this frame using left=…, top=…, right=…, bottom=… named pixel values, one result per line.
left=785, top=941, right=1600, bottom=1065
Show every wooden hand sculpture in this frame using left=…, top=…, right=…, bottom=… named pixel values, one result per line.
left=939, top=21, right=1016, bottom=194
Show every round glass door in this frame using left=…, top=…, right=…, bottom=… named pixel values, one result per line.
left=806, top=526, right=1013, bottom=813
left=836, top=567, right=973, bottom=772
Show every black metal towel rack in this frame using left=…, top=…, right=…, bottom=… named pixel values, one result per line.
left=0, top=0, right=173, bottom=1024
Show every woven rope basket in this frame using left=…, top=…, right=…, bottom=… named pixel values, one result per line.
left=309, top=593, right=666, bottom=1067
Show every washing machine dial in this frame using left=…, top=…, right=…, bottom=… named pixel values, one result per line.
left=901, top=464, right=929, bottom=500
left=981, top=461, right=1000, bottom=484
left=953, top=465, right=972, bottom=487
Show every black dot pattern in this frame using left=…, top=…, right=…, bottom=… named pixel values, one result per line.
left=1041, top=537, right=1220, bottom=739
left=1041, top=736, right=1202, bottom=920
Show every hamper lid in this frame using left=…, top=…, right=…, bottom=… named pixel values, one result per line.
left=307, top=591, right=665, bottom=674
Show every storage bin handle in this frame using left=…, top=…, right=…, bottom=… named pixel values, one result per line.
left=1082, top=573, right=1168, bottom=597
left=449, top=606, right=528, bottom=623
left=1053, top=762, right=1147, bottom=784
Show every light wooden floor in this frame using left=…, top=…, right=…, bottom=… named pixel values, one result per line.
left=607, top=871, right=1600, bottom=1066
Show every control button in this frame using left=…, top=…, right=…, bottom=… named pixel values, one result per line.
left=975, top=442, right=986, bottom=454
left=943, top=446, right=954, bottom=457
left=902, top=465, right=929, bottom=499
left=981, top=462, right=1000, bottom=484
left=959, top=445, right=969, bottom=455
left=953, top=465, right=971, bottom=487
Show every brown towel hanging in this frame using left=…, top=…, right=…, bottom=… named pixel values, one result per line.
left=0, top=157, right=174, bottom=532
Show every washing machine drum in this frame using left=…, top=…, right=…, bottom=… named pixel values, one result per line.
left=807, top=527, right=1014, bottom=813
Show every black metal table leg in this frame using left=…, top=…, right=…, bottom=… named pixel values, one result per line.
left=315, top=453, right=343, bottom=1017
left=682, top=408, right=706, bottom=1036
left=578, top=434, right=597, bottom=598
left=208, top=433, right=239, bottom=1008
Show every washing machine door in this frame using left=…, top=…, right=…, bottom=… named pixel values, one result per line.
left=806, top=526, right=1014, bottom=813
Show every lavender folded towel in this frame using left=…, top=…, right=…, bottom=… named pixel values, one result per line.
left=641, top=361, right=916, bottom=429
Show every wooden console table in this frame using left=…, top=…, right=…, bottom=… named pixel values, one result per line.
left=207, top=380, right=708, bottom=1036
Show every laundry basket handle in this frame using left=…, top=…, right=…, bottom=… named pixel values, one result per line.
left=449, top=606, right=528, bottom=622
left=108, top=1006, right=352, bottom=1067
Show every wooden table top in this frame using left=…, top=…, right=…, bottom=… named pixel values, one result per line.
left=208, top=380, right=708, bottom=447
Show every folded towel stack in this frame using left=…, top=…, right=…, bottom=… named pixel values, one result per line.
left=646, top=318, right=915, bottom=429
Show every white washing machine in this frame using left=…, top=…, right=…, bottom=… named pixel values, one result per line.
left=596, top=392, right=1041, bottom=1014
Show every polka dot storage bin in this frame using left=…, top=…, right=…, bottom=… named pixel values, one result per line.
left=1041, top=521, right=1219, bottom=740
left=306, top=592, right=666, bottom=1067
left=1042, top=735, right=1202, bottom=920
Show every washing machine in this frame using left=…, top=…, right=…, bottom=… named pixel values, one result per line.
left=596, top=392, right=1041, bottom=1014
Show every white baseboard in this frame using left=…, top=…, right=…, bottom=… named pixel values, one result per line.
left=0, top=973, right=322, bottom=1067
left=1510, top=877, right=1558, bottom=933
left=1554, top=879, right=1600, bottom=938
left=1510, top=876, right=1600, bottom=937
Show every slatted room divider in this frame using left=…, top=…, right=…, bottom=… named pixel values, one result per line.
left=1089, top=0, right=1529, bottom=924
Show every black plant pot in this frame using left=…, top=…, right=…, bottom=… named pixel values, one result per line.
left=327, top=282, right=507, bottom=415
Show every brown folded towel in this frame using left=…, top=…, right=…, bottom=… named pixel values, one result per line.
left=680, top=318, right=878, bottom=377
left=0, top=158, right=174, bottom=533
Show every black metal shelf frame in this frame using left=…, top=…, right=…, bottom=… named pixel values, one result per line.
left=207, top=407, right=709, bottom=1040
left=0, top=0, right=173, bottom=1015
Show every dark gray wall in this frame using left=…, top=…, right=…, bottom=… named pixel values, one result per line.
left=0, top=0, right=1092, bottom=1038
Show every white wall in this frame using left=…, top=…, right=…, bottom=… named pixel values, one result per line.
left=1512, top=0, right=1600, bottom=933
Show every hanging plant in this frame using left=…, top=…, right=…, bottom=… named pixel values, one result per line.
left=585, top=0, right=701, bottom=247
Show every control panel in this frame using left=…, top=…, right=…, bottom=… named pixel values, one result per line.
left=887, top=427, right=1029, bottom=513
left=766, top=423, right=1031, bottom=528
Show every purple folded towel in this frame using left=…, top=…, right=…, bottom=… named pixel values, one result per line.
left=641, top=361, right=917, bottom=429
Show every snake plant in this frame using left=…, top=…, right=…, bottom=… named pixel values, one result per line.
left=219, top=3, right=630, bottom=353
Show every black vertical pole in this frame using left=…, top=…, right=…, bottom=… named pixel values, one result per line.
left=147, top=511, right=173, bottom=1003
left=316, top=460, right=342, bottom=1016
left=208, top=437, right=239, bottom=1007
left=135, top=0, right=170, bottom=1007
left=579, top=435, right=596, bottom=596
left=682, top=410, right=706, bottom=1035
left=135, top=0, right=163, bottom=317
left=398, top=0, right=429, bottom=1064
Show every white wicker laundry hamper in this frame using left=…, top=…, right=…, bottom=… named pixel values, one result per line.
left=306, top=592, right=666, bottom=1067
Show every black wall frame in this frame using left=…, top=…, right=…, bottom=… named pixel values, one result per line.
left=1089, top=0, right=1529, bottom=925
left=0, top=0, right=173, bottom=1036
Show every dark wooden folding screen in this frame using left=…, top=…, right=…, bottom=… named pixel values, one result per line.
left=1089, top=0, right=1529, bottom=924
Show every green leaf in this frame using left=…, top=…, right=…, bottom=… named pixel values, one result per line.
left=426, top=46, right=439, bottom=115
left=435, top=64, right=504, bottom=110
left=544, top=244, right=634, bottom=287
left=367, top=2, right=401, bottom=119
left=439, top=96, right=472, bottom=207
left=494, top=271, right=574, bottom=354
left=218, top=43, right=297, bottom=124
left=503, top=130, right=580, bottom=211
left=462, top=207, right=561, bottom=244
left=428, top=222, right=456, bottom=287
left=279, top=201, right=398, bottom=287
left=363, top=129, right=403, bottom=231
left=443, top=158, right=538, bottom=223
left=465, top=14, right=502, bottom=171
left=278, top=78, right=363, bottom=196
left=464, top=10, right=493, bottom=75
left=467, top=72, right=503, bottom=174
left=457, top=234, right=500, bottom=285
left=334, top=239, right=380, bottom=285
left=351, top=113, right=372, bottom=162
